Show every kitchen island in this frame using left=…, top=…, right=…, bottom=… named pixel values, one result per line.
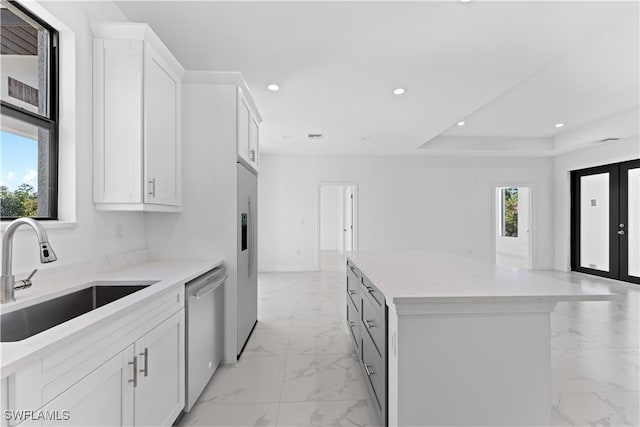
left=345, top=251, right=616, bottom=427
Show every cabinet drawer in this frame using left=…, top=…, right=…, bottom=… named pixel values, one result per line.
left=361, top=329, right=386, bottom=418
left=361, top=275, right=385, bottom=310
left=361, top=289, right=385, bottom=357
left=346, top=297, right=360, bottom=354
left=346, top=264, right=360, bottom=308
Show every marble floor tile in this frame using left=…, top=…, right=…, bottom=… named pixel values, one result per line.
left=180, top=401, right=279, bottom=427
left=276, top=400, right=380, bottom=427
left=288, top=326, right=354, bottom=356
left=199, top=356, right=287, bottom=404
left=243, top=327, right=292, bottom=357
left=552, top=392, right=640, bottom=427
left=280, top=355, right=370, bottom=402
left=552, top=348, right=639, bottom=393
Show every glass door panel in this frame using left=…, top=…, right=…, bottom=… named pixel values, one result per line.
left=624, top=166, right=640, bottom=279
left=579, top=173, right=610, bottom=272
left=572, top=159, right=639, bottom=284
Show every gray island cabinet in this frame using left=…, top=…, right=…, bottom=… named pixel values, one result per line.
left=345, top=251, right=615, bottom=427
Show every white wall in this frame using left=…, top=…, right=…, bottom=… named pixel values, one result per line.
left=495, top=186, right=530, bottom=258
left=258, top=154, right=555, bottom=272
left=554, top=135, right=640, bottom=271
left=2, top=1, right=147, bottom=275
left=145, top=82, right=239, bottom=364
left=320, top=185, right=343, bottom=251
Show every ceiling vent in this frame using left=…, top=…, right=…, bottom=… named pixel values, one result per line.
left=595, top=137, right=620, bottom=143
left=307, top=133, right=323, bottom=141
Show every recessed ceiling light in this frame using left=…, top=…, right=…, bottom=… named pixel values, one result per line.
left=457, top=121, right=466, bottom=127
left=460, top=0, right=472, bottom=3
left=554, top=122, right=565, bottom=128
left=393, top=88, right=406, bottom=95
left=267, top=84, right=280, bottom=91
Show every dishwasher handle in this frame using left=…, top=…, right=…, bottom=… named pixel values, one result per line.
left=191, top=274, right=227, bottom=300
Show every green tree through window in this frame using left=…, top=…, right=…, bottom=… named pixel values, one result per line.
left=502, top=188, right=518, bottom=237
left=0, top=184, right=38, bottom=217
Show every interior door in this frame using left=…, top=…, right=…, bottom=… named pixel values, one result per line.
left=620, top=161, right=640, bottom=283
left=571, top=159, right=640, bottom=284
left=343, top=187, right=353, bottom=252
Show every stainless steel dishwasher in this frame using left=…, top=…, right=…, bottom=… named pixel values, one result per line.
left=185, top=266, right=226, bottom=412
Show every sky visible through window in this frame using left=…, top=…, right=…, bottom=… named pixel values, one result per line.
left=1, top=131, right=38, bottom=192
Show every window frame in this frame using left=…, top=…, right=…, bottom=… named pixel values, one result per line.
left=1, top=0, right=59, bottom=220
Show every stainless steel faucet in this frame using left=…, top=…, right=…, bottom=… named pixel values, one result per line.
left=1, top=218, right=58, bottom=303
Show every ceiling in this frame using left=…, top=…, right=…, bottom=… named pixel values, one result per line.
left=115, top=1, right=639, bottom=156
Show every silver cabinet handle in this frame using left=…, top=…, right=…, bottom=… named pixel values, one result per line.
left=365, top=286, right=374, bottom=293
left=128, top=356, right=138, bottom=387
left=364, top=363, right=374, bottom=376
left=349, top=321, right=356, bottom=328
left=148, top=178, right=156, bottom=197
left=618, top=230, right=625, bottom=235
left=139, top=348, right=148, bottom=377
left=348, top=290, right=356, bottom=296
left=365, top=319, right=375, bottom=329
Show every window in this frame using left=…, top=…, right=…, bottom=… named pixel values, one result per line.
left=500, top=187, right=518, bottom=237
left=1, top=0, right=58, bottom=219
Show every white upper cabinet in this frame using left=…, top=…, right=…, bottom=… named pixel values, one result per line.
left=92, top=23, right=184, bottom=212
left=237, top=86, right=261, bottom=172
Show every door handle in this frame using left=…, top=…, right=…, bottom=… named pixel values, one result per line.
left=364, top=363, right=374, bottom=376
left=139, top=348, right=148, bottom=377
left=128, top=356, right=138, bottom=387
left=248, top=196, right=253, bottom=277
left=148, top=178, right=156, bottom=197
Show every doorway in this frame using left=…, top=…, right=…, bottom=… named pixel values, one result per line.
left=571, top=159, right=639, bottom=284
left=494, top=186, right=532, bottom=269
left=318, top=183, right=357, bottom=271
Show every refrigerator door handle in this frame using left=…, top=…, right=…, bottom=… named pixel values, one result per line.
left=248, top=195, right=253, bottom=277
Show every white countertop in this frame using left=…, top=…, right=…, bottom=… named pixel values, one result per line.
left=1, top=259, right=220, bottom=377
left=347, top=251, right=616, bottom=305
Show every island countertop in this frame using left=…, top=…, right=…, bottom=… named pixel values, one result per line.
left=346, top=251, right=617, bottom=305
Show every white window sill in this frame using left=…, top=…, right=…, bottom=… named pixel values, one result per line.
left=0, top=221, right=78, bottom=232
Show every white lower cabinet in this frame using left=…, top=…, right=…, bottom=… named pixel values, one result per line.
left=38, top=347, right=135, bottom=427
left=4, top=286, right=185, bottom=427
left=133, top=312, right=184, bottom=427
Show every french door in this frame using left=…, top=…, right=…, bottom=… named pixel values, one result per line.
left=571, top=159, right=640, bottom=284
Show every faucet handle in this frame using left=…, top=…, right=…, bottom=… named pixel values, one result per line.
left=15, top=269, right=37, bottom=291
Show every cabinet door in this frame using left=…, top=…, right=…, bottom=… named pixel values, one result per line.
left=237, top=88, right=251, bottom=163
left=144, top=45, right=179, bottom=206
left=36, top=346, right=135, bottom=427
left=134, top=310, right=185, bottom=427
left=249, top=115, right=259, bottom=168
left=93, top=39, right=143, bottom=204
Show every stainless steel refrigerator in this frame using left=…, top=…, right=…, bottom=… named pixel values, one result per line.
left=237, top=162, right=258, bottom=357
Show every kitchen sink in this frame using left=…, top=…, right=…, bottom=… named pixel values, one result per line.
left=0, top=280, right=159, bottom=342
